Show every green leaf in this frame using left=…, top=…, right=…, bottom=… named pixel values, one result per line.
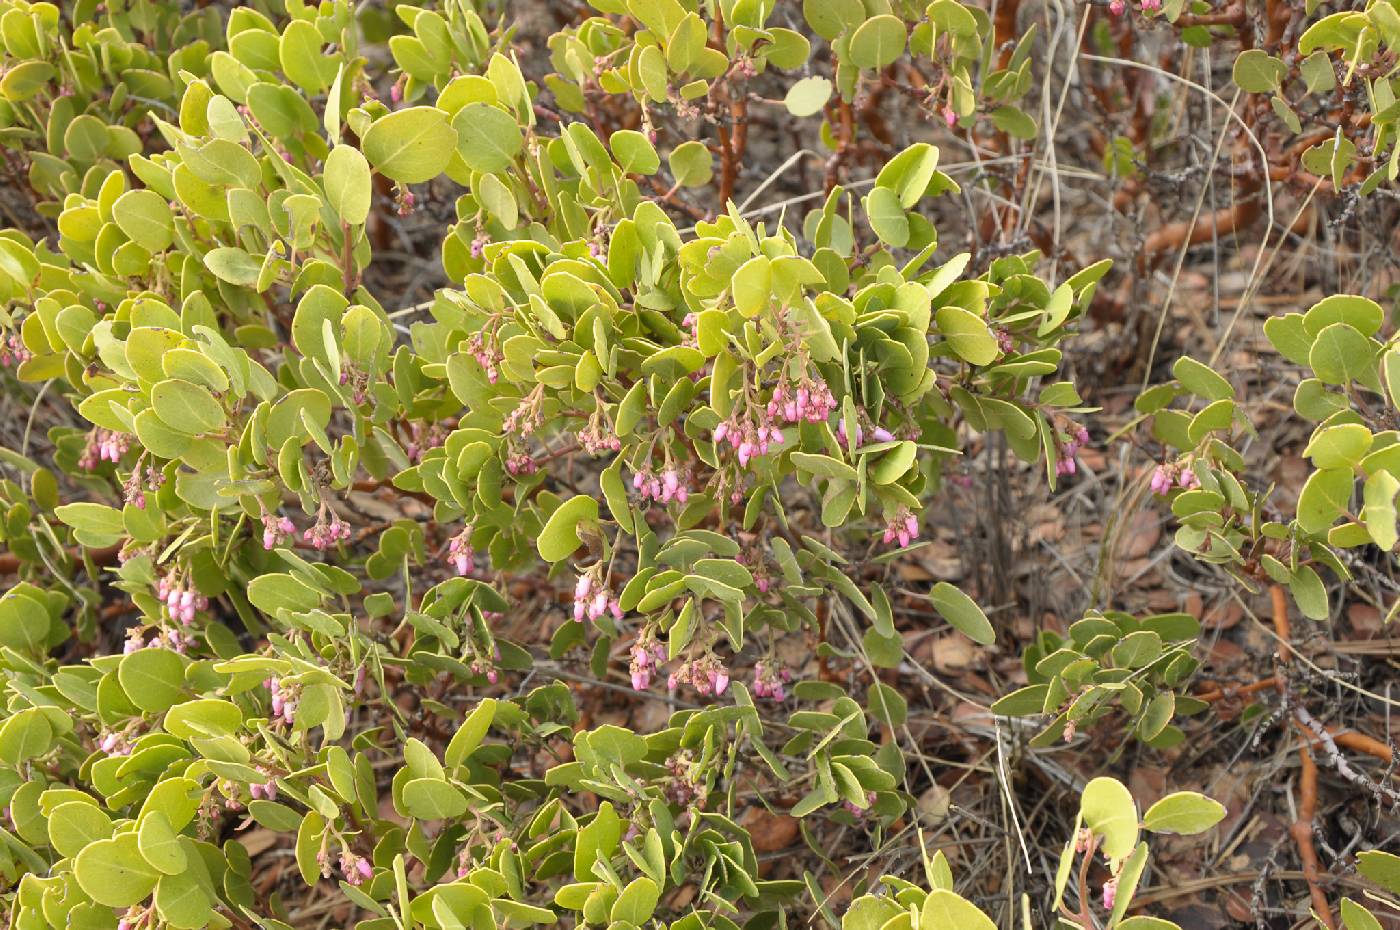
left=47, top=801, right=113, bottom=859
left=74, top=833, right=160, bottom=907
left=1172, top=356, right=1233, bottom=401
left=203, top=246, right=262, bottom=287
left=849, top=15, right=906, bottom=70
left=610, top=877, right=660, bottom=925
left=1363, top=470, right=1399, bottom=551
left=1357, top=850, right=1400, bottom=894
left=324, top=144, right=372, bottom=226
left=919, top=889, right=996, bottom=930
left=929, top=582, right=995, bottom=645
left=1304, top=423, right=1373, bottom=469
left=1304, top=294, right=1384, bottom=337
left=538, top=496, right=599, bottom=562
left=445, top=698, right=496, bottom=768
left=1309, top=322, right=1375, bottom=386
left=610, top=129, right=660, bottom=174
left=574, top=801, right=621, bottom=881
left=363, top=106, right=457, bottom=184
left=112, top=189, right=174, bottom=253
left=1296, top=467, right=1353, bottom=534
left=1142, top=791, right=1226, bottom=835
left=151, top=379, right=225, bottom=435
left=402, top=778, right=470, bottom=820
left=1107, top=842, right=1149, bottom=928
left=935, top=306, right=999, bottom=366
left=864, top=186, right=909, bottom=247
left=785, top=76, right=832, bottom=117
left=155, top=870, right=215, bottom=930
left=668, top=140, right=712, bottom=187
left=1079, top=776, right=1138, bottom=861
left=0, top=586, right=52, bottom=651
left=989, top=105, right=1036, bottom=139
left=732, top=255, right=772, bottom=317
left=1339, top=899, right=1382, bottom=930
left=118, top=648, right=187, bottom=713
left=137, top=810, right=188, bottom=875
left=453, top=103, right=523, bottom=173
left=1232, top=49, right=1286, bottom=92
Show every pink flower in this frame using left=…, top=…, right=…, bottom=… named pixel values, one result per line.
left=1149, top=465, right=1174, bottom=496
left=1102, top=876, right=1118, bottom=910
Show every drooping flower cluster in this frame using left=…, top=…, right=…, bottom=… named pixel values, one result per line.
left=303, top=511, right=352, bottom=550
left=713, top=416, right=784, bottom=467
left=0, top=332, right=31, bottom=366
left=157, top=576, right=207, bottom=625
left=79, top=428, right=131, bottom=470
left=753, top=660, right=792, bottom=701
left=249, top=769, right=278, bottom=801
left=466, top=330, right=500, bottom=384
left=573, top=571, right=622, bottom=622
left=767, top=377, right=837, bottom=425
left=1109, top=0, right=1160, bottom=14
left=577, top=418, right=622, bottom=455
left=836, top=419, right=895, bottom=448
left=881, top=508, right=921, bottom=548
left=404, top=421, right=447, bottom=462
left=266, top=677, right=299, bottom=726
left=632, top=465, right=691, bottom=505
left=842, top=790, right=878, bottom=817
left=666, top=653, right=730, bottom=697
left=98, top=731, right=131, bottom=756
left=503, top=386, right=545, bottom=436
left=1149, top=461, right=1200, bottom=496
left=261, top=511, right=296, bottom=550
left=1055, top=424, right=1090, bottom=477
left=628, top=633, right=668, bottom=691
left=122, top=460, right=163, bottom=509
left=447, top=527, right=477, bottom=575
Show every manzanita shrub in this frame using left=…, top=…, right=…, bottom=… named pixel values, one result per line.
left=0, top=1, right=1396, bottom=929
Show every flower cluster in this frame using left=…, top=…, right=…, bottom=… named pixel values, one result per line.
left=447, top=528, right=477, bottom=575
left=248, top=770, right=278, bottom=801
left=404, top=421, right=447, bottom=462
left=578, top=418, right=622, bottom=455
left=1149, top=461, right=1200, bottom=496
left=303, top=512, right=352, bottom=550
left=713, top=416, right=784, bottom=467
left=1055, top=425, right=1090, bottom=477
left=261, top=511, right=296, bottom=550
left=836, top=419, right=895, bottom=448
left=573, top=572, right=622, bottom=622
left=122, top=461, right=162, bottom=509
left=342, top=850, right=374, bottom=885
left=98, top=731, right=131, bottom=756
left=628, top=633, right=668, bottom=691
left=881, top=508, right=921, bottom=548
left=157, top=576, right=207, bottom=625
left=505, top=452, right=537, bottom=476
left=79, top=428, right=131, bottom=470
left=467, top=331, right=500, bottom=384
left=767, top=377, right=837, bottom=425
left=1109, top=0, right=1161, bottom=14
left=752, top=660, right=792, bottom=701
left=842, top=791, right=878, bottom=817
left=632, top=465, right=691, bottom=505
left=667, top=653, right=730, bottom=697
left=0, top=332, right=30, bottom=366
left=266, top=677, right=298, bottom=726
